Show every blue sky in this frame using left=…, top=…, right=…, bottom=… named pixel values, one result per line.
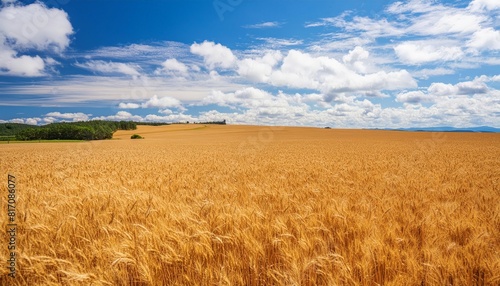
left=0, top=0, right=499, bottom=128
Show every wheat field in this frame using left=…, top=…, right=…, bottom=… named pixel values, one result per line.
left=1, top=125, right=499, bottom=285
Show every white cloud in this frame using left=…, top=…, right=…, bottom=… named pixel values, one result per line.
left=343, top=46, right=369, bottom=64
left=140, top=95, right=183, bottom=109
left=43, top=117, right=55, bottom=124
left=118, top=102, right=140, bottom=109
left=244, top=21, right=282, bottom=29
left=0, top=2, right=73, bottom=76
left=256, top=37, right=303, bottom=48
left=237, top=50, right=282, bottom=82
left=306, top=14, right=404, bottom=38
left=202, top=87, right=273, bottom=108
left=45, top=112, right=91, bottom=122
left=467, top=28, right=500, bottom=51
left=190, top=41, right=236, bottom=69
left=4, top=117, right=40, bottom=125
left=144, top=113, right=195, bottom=123
left=82, top=42, right=189, bottom=64
left=469, top=0, right=500, bottom=11
left=409, top=11, right=484, bottom=36
left=0, top=46, right=45, bottom=76
left=394, top=41, right=464, bottom=64
left=155, top=58, right=189, bottom=75
left=0, top=74, right=247, bottom=107
left=9, top=118, right=24, bottom=124
left=310, top=0, right=497, bottom=70
left=267, top=49, right=416, bottom=92
left=396, top=77, right=491, bottom=105
left=386, top=0, right=439, bottom=14
left=25, top=117, right=38, bottom=125
left=387, top=0, right=486, bottom=36
left=396, top=90, right=434, bottom=104
left=342, top=46, right=370, bottom=74
left=428, top=79, right=489, bottom=96
left=412, top=68, right=455, bottom=79
left=93, top=111, right=143, bottom=122
left=0, top=3, right=72, bottom=51
left=75, top=60, right=141, bottom=76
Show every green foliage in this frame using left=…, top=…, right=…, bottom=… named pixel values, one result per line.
left=136, top=122, right=171, bottom=126
left=194, top=120, right=226, bottom=125
left=14, top=121, right=137, bottom=141
left=0, top=136, right=16, bottom=141
left=131, top=134, right=143, bottom=139
left=0, top=123, right=38, bottom=136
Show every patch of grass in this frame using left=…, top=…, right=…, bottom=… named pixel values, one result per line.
left=131, top=134, right=144, bottom=139
left=0, top=139, right=84, bottom=144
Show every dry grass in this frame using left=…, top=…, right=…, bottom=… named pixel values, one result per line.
left=1, top=124, right=499, bottom=285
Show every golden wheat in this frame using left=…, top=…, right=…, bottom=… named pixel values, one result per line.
left=1, top=125, right=499, bottom=285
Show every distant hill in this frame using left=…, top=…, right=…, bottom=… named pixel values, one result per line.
left=390, top=126, right=500, bottom=133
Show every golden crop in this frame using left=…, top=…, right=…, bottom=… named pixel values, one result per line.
left=1, top=125, right=499, bottom=285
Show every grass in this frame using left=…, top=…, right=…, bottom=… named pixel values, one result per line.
left=0, top=139, right=85, bottom=144
left=0, top=125, right=499, bottom=285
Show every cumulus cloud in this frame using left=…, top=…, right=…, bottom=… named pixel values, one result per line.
left=396, top=91, right=435, bottom=104
left=428, top=80, right=489, bottom=96
left=237, top=50, right=282, bottom=82
left=119, top=95, right=185, bottom=111
left=154, top=58, right=189, bottom=75
left=75, top=60, right=141, bottom=76
left=342, top=46, right=370, bottom=74
left=144, top=113, right=195, bottom=123
left=45, top=112, right=91, bottom=122
left=396, top=77, right=491, bottom=104
left=202, top=87, right=273, bottom=108
left=190, top=41, right=237, bottom=69
left=267, top=49, right=416, bottom=92
left=467, top=28, right=500, bottom=51
left=141, top=95, right=183, bottom=109
left=118, top=102, right=140, bottom=109
left=4, top=117, right=40, bottom=125
left=0, top=2, right=73, bottom=76
left=93, top=111, right=144, bottom=122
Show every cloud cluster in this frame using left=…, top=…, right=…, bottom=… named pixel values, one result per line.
left=309, top=0, right=500, bottom=66
left=0, top=1, right=72, bottom=76
left=396, top=77, right=492, bottom=104
left=190, top=41, right=237, bottom=69
left=75, top=60, right=141, bottom=76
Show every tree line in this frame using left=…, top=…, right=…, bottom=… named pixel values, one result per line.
left=14, top=121, right=137, bottom=141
